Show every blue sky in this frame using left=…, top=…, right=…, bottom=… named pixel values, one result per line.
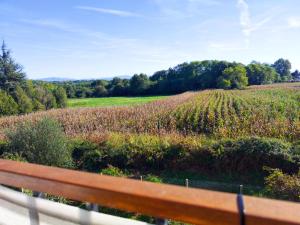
left=1, top=0, right=300, bottom=79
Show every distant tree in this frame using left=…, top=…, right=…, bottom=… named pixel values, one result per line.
left=53, top=86, right=67, bottom=108
left=272, top=58, right=292, bottom=81
left=0, top=41, right=26, bottom=93
left=129, top=74, right=151, bottom=95
left=0, top=90, right=18, bottom=116
left=150, top=70, right=167, bottom=81
left=246, top=63, right=278, bottom=85
left=34, top=86, right=57, bottom=109
left=13, top=85, right=33, bottom=114
left=218, top=65, right=248, bottom=89
left=93, top=85, right=108, bottom=97
left=291, top=70, right=300, bottom=81
left=6, top=117, right=73, bottom=168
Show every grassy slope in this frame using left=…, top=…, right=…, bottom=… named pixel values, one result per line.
left=67, top=96, right=168, bottom=108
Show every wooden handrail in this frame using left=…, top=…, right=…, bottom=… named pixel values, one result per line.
left=0, top=159, right=299, bottom=225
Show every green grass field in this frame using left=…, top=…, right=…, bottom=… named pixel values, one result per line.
left=67, top=96, right=167, bottom=108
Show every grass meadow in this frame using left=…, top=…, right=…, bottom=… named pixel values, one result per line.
left=67, top=96, right=167, bottom=108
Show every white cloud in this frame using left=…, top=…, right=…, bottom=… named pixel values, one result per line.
left=187, top=0, right=220, bottom=6
left=153, top=0, right=221, bottom=19
left=20, top=19, right=70, bottom=30
left=287, top=17, right=300, bottom=28
left=75, top=6, right=141, bottom=17
left=237, top=0, right=272, bottom=47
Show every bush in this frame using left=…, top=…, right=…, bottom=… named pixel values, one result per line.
left=101, top=165, right=126, bottom=177
left=6, top=117, right=72, bottom=168
left=209, top=137, right=297, bottom=175
left=1, top=152, right=26, bottom=162
left=265, top=169, right=300, bottom=202
left=71, top=139, right=105, bottom=172
left=0, top=91, right=18, bottom=116
left=102, top=133, right=185, bottom=170
left=143, top=174, right=162, bottom=183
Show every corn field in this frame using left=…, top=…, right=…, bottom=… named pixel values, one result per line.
left=0, top=83, right=299, bottom=141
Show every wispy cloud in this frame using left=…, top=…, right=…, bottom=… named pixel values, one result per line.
left=187, top=0, right=220, bottom=6
left=154, top=0, right=221, bottom=19
left=75, top=6, right=141, bottom=17
left=209, top=42, right=247, bottom=51
left=237, top=0, right=271, bottom=47
left=287, top=17, right=300, bottom=28
left=20, top=19, right=71, bottom=30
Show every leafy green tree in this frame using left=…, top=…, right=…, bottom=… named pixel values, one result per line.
left=6, top=117, right=73, bottom=168
left=291, top=70, right=300, bottom=81
left=130, top=74, right=151, bottom=95
left=13, top=85, right=33, bottom=114
left=0, top=90, right=18, bottom=116
left=272, top=58, right=292, bottom=81
left=34, top=86, right=57, bottom=109
left=246, top=63, right=278, bottom=85
left=218, top=65, right=248, bottom=89
left=94, top=85, right=108, bottom=97
left=0, top=41, right=26, bottom=93
left=53, top=86, right=67, bottom=108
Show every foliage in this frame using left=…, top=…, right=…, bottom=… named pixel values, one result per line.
left=218, top=65, right=248, bottom=89
left=1, top=152, right=26, bottom=162
left=0, top=90, right=18, bottom=115
left=246, top=63, right=279, bottom=85
left=265, top=169, right=300, bottom=202
left=13, top=85, right=33, bottom=113
left=272, top=58, right=292, bottom=81
left=70, top=133, right=299, bottom=179
left=0, top=41, right=26, bottom=93
left=59, top=59, right=291, bottom=98
left=53, top=86, right=68, bottom=108
left=101, top=165, right=127, bottom=177
left=71, top=139, right=104, bottom=172
left=0, top=42, right=67, bottom=116
left=6, top=117, right=72, bottom=168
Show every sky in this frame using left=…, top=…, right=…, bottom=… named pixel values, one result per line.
left=0, top=0, right=300, bottom=79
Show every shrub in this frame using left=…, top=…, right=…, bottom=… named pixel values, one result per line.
left=143, top=174, right=162, bottom=183
left=210, top=137, right=297, bottom=174
left=101, top=165, right=126, bottom=177
left=265, top=169, right=300, bottom=202
left=102, top=133, right=184, bottom=170
left=6, top=117, right=72, bottom=168
left=0, top=91, right=18, bottom=116
left=13, top=86, right=33, bottom=114
left=1, top=152, right=26, bottom=162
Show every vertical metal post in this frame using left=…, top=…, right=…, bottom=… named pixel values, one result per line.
left=237, top=185, right=245, bottom=225
left=33, top=191, right=44, bottom=198
left=185, top=179, right=189, bottom=188
left=155, top=218, right=168, bottom=225
left=85, top=202, right=99, bottom=212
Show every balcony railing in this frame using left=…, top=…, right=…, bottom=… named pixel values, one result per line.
left=0, top=159, right=299, bottom=225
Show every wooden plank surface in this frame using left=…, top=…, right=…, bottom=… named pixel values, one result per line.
left=0, top=159, right=299, bottom=225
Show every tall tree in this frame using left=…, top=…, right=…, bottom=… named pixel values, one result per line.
left=0, top=41, right=26, bottom=92
left=246, top=63, right=278, bottom=85
left=272, top=58, right=292, bottom=81
left=217, top=65, right=248, bottom=89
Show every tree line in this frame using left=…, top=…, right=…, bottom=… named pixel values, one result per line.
left=0, top=42, right=67, bottom=116
left=61, top=59, right=300, bottom=98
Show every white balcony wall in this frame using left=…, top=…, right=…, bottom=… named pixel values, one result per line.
left=0, top=185, right=152, bottom=225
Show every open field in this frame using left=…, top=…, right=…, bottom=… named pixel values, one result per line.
left=67, top=96, right=168, bottom=108
left=0, top=82, right=299, bottom=141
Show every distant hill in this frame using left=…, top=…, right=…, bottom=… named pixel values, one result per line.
left=38, top=77, right=75, bottom=82
left=37, top=75, right=132, bottom=82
